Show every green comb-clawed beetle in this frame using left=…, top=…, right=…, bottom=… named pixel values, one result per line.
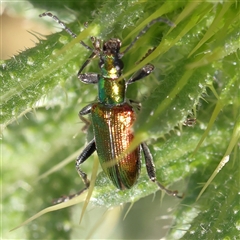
left=40, top=12, right=182, bottom=203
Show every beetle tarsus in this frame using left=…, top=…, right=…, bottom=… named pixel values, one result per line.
left=52, top=187, right=88, bottom=205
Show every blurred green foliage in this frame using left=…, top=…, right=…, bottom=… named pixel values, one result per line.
left=1, top=0, right=239, bottom=239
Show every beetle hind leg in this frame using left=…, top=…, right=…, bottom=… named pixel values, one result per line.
left=53, top=139, right=96, bottom=204
left=141, top=142, right=183, bottom=199
left=52, top=187, right=87, bottom=205
left=75, top=139, right=96, bottom=187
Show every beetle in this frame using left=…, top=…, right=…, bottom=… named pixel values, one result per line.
left=39, top=13, right=182, bottom=202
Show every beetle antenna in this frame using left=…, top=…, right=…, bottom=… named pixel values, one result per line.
left=39, top=12, right=92, bottom=51
left=135, top=47, right=156, bottom=65
left=120, top=17, right=174, bottom=57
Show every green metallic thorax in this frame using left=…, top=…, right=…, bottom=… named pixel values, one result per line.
left=98, top=55, right=125, bottom=105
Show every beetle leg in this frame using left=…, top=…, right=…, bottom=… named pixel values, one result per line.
left=183, top=117, right=196, bottom=127
left=78, top=51, right=97, bottom=77
left=53, top=188, right=87, bottom=205
left=78, top=72, right=99, bottom=84
left=127, top=64, right=154, bottom=85
left=76, top=98, right=95, bottom=179
left=77, top=37, right=102, bottom=76
left=53, top=139, right=96, bottom=204
left=79, top=103, right=94, bottom=131
left=76, top=139, right=96, bottom=188
left=129, top=99, right=141, bottom=111
left=141, top=142, right=183, bottom=199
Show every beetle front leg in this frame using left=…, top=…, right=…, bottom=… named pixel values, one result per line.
left=141, top=142, right=183, bottom=199
left=78, top=72, right=99, bottom=84
left=77, top=52, right=100, bottom=84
